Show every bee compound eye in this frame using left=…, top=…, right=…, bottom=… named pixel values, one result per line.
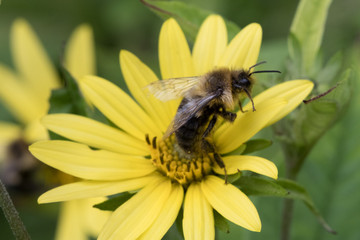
left=237, top=78, right=250, bottom=88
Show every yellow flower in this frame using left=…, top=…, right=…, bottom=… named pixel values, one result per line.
left=0, top=19, right=108, bottom=239
left=29, top=15, right=313, bottom=239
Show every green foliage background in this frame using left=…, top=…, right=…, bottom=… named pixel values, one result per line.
left=0, top=0, right=359, bottom=239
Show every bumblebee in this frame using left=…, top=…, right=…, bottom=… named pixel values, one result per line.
left=147, top=61, right=280, bottom=178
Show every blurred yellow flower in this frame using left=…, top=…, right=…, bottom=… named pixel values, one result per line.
left=29, top=15, right=313, bottom=239
left=0, top=19, right=108, bottom=239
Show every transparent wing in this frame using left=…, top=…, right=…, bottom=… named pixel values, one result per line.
left=146, top=76, right=201, bottom=101
left=163, top=93, right=218, bottom=138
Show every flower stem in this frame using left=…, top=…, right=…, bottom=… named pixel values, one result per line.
left=280, top=143, right=307, bottom=240
left=281, top=198, right=295, bottom=240
left=0, top=179, right=31, bottom=240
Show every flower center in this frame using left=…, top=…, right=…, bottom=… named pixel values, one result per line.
left=146, top=134, right=214, bottom=185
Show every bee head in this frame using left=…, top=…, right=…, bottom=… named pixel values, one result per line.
left=232, top=61, right=281, bottom=111
left=231, top=71, right=255, bottom=111
left=232, top=71, right=253, bottom=93
left=233, top=61, right=281, bottom=93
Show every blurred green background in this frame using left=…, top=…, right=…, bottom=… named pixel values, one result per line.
left=1, top=0, right=359, bottom=239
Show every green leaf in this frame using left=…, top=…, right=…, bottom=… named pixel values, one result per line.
left=234, top=176, right=336, bottom=234
left=277, top=69, right=353, bottom=175
left=214, top=210, right=230, bottom=233
left=242, top=139, right=272, bottom=155
left=141, top=0, right=241, bottom=42
left=288, top=0, right=332, bottom=74
left=223, top=144, right=246, bottom=156
left=286, top=33, right=302, bottom=78
left=227, top=171, right=241, bottom=184
left=48, top=66, right=110, bottom=131
left=47, top=67, right=91, bottom=140
left=292, top=69, right=360, bottom=238
left=48, top=66, right=87, bottom=116
left=93, top=192, right=134, bottom=211
left=276, top=179, right=337, bottom=234
left=275, top=178, right=314, bottom=201
left=296, top=69, right=352, bottom=146
left=316, top=51, right=343, bottom=85
left=234, top=176, right=289, bottom=197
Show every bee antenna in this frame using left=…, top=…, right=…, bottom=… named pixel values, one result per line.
left=249, top=61, right=267, bottom=70
left=249, top=70, right=281, bottom=76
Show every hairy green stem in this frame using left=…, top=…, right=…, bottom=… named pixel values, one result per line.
left=281, top=198, right=295, bottom=240
left=280, top=166, right=298, bottom=240
left=0, top=179, right=31, bottom=240
left=280, top=143, right=307, bottom=240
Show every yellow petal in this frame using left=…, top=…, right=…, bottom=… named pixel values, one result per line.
left=38, top=174, right=159, bottom=203
left=23, top=119, right=48, bottom=142
left=0, top=65, right=46, bottom=124
left=159, top=18, right=195, bottom=79
left=183, top=182, right=215, bottom=240
left=29, top=140, right=155, bottom=180
left=78, top=197, right=111, bottom=237
left=120, top=50, right=173, bottom=130
left=80, top=75, right=162, bottom=139
left=0, top=122, right=21, bottom=143
left=158, top=18, right=195, bottom=115
left=64, top=24, right=95, bottom=81
left=192, top=15, right=227, bottom=75
left=139, top=183, right=184, bottom=240
left=201, top=176, right=261, bottom=232
left=99, top=178, right=171, bottom=240
left=42, top=114, right=148, bottom=155
left=55, top=201, right=87, bottom=240
left=213, top=155, right=278, bottom=179
left=55, top=198, right=110, bottom=239
left=219, top=23, right=262, bottom=70
left=0, top=122, right=21, bottom=162
left=215, top=98, right=287, bottom=154
left=11, top=18, right=60, bottom=101
left=255, top=80, right=314, bottom=126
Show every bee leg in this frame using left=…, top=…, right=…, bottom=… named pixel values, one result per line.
left=202, top=115, right=218, bottom=138
left=217, top=106, right=236, bottom=121
left=243, top=89, right=256, bottom=112
left=238, top=100, right=248, bottom=113
left=214, top=153, right=228, bottom=184
left=218, top=108, right=237, bottom=122
left=202, top=139, right=228, bottom=184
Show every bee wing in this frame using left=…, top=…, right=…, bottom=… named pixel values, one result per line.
left=146, top=76, right=201, bottom=101
left=163, top=92, right=219, bottom=138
